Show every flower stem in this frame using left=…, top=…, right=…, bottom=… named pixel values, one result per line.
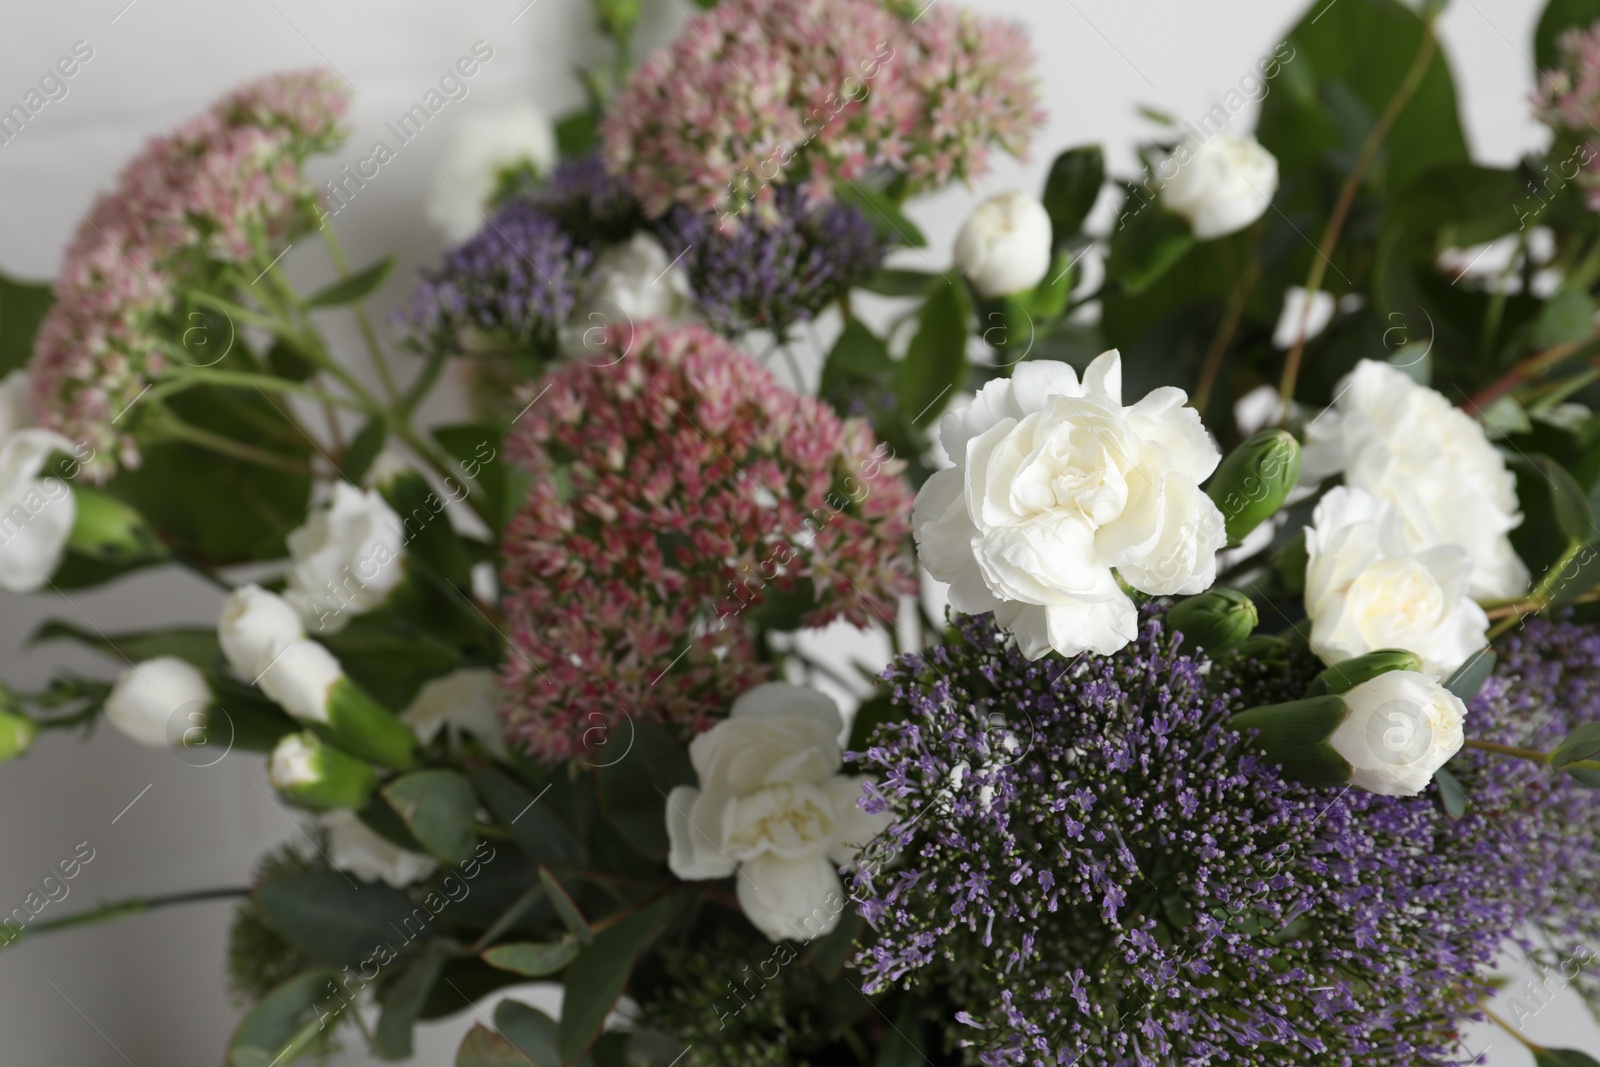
left=1486, top=540, right=1590, bottom=639
left=1464, top=737, right=1600, bottom=773
left=320, top=225, right=401, bottom=404
left=155, top=415, right=319, bottom=477
left=1193, top=230, right=1262, bottom=413
left=1278, top=12, right=1441, bottom=409
left=1465, top=326, right=1600, bottom=410
left=2, top=887, right=250, bottom=949
left=1480, top=1003, right=1544, bottom=1051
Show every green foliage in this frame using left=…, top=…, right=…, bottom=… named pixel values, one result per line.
left=1041, top=146, right=1106, bottom=241
left=0, top=271, right=52, bottom=374
left=1535, top=0, right=1600, bottom=70
left=382, top=770, right=480, bottom=863
left=897, top=279, right=970, bottom=428
left=228, top=843, right=331, bottom=1004
left=303, top=257, right=393, bottom=308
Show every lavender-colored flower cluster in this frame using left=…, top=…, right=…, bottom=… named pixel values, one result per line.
left=657, top=185, right=887, bottom=337
left=849, top=612, right=1600, bottom=1066
left=400, top=198, right=592, bottom=357
left=529, top=155, right=646, bottom=248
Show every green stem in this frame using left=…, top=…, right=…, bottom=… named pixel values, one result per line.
left=1279, top=12, right=1441, bottom=408
left=1480, top=1003, right=1544, bottom=1051
left=1487, top=540, right=1589, bottom=639
left=1193, top=230, right=1262, bottom=413
left=2, top=887, right=250, bottom=948
left=320, top=225, right=401, bottom=404
left=1464, top=737, right=1600, bottom=773
left=156, top=416, right=319, bottom=477
left=149, top=367, right=372, bottom=412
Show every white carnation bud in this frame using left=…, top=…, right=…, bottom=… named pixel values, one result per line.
left=1162, top=133, right=1279, bottom=240
left=953, top=191, right=1053, bottom=297
left=104, top=657, right=211, bottom=749
left=257, top=640, right=344, bottom=724
left=218, top=584, right=305, bottom=680
left=1330, top=670, right=1468, bottom=796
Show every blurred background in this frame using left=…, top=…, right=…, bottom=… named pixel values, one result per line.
left=0, top=0, right=1585, bottom=1062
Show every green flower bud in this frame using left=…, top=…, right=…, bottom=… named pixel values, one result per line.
left=268, top=731, right=378, bottom=810
left=66, top=487, right=166, bottom=564
left=1306, top=649, right=1425, bottom=696
left=1166, top=589, right=1258, bottom=654
left=1206, top=429, right=1302, bottom=545
left=0, top=711, right=38, bottom=763
left=325, top=677, right=420, bottom=771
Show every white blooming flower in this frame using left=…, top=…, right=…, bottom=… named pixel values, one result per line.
left=1302, top=359, right=1528, bottom=600
left=0, top=371, right=76, bottom=594
left=1330, top=670, right=1467, bottom=796
left=427, top=102, right=557, bottom=242
left=218, top=584, right=305, bottom=681
left=283, top=482, right=406, bottom=634
left=914, top=351, right=1227, bottom=659
left=257, top=640, right=345, bottom=724
left=576, top=233, right=693, bottom=331
left=104, top=657, right=211, bottom=748
left=665, top=683, right=890, bottom=943
left=401, top=667, right=506, bottom=759
left=1304, top=486, right=1489, bottom=678
left=953, top=191, right=1054, bottom=297
left=324, top=809, right=437, bottom=886
left=1271, top=287, right=1336, bottom=349
left=1162, top=133, right=1279, bottom=239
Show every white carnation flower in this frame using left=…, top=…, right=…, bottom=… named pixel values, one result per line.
left=1162, top=133, right=1279, bottom=240
left=1302, top=359, right=1528, bottom=600
left=427, top=102, right=557, bottom=242
left=953, top=191, right=1053, bottom=297
left=283, top=482, right=406, bottom=634
left=1331, top=670, right=1468, bottom=797
left=914, top=351, right=1227, bottom=659
left=0, top=371, right=76, bottom=594
left=324, top=809, right=437, bottom=887
left=665, top=683, right=890, bottom=943
left=104, top=657, right=211, bottom=749
left=1304, top=486, right=1489, bottom=678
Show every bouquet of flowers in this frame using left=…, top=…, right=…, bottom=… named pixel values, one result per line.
left=4, top=0, right=1600, bottom=1063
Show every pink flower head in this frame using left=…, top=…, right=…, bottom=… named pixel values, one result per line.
left=29, top=69, right=348, bottom=478
left=601, top=0, right=1042, bottom=224
left=498, top=321, right=916, bottom=761
left=1534, top=20, right=1600, bottom=208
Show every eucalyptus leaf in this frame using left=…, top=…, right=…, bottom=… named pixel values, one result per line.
left=1433, top=765, right=1469, bottom=819
left=227, top=968, right=341, bottom=1067
left=375, top=942, right=449, bottom=1058
left=481, top=939, right=581, bottom=977
left=456, top=1024, right=530, bottom=1067
left=255, top=873, right=423, bottom=967
left=598, top=720, right=695, bottom=860
left=1552, top=722, right=1600, bottom=768
left=494, top=1000, right=563, bottom=1067
left=538, top=867, right=591, bottom=943
left=304, top=256, right=394, bottom=308
left=1444, top=650, right=1496, bottom=702
left=468, top=761, right=586, bottom=868
left=557, top=893, right=687, bottom=1063
left=383, top=770, right=480, bottom=864
left=1533, top=1049, right=1600, bottom=1067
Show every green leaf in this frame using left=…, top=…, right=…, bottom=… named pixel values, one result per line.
left=0, top=272, right=52, bottom=374
left=860, top=268, right=939, bottom=297
left=1444, top=650, right=1496, bottom=702
left=558, top=893, right=687, bottom=1063
left=1569, top=765, right=1600, bottom=787
left=468, top=762, right=586, bottom=868
left=481, top=940, right=581, bottom=978
left=1536, top=0, right=1600, bottom=70
left=836, top=182, right=926, bottom=248
left=456, top=1024, right=530, bottom=1067
left=254, top=873, right=423, bottom=967
left=1553, top=721, right=1600, bottom=768
left=495, top=1000, right=562, bottom=1067
left=538, top=866, right=591, bottom=944
left=383, top=770, right=480, bottom=864
left=1389, top=162, right=1523, bottom=250
left=375, top=941, right=449, bottom=1059
left=1534, top=1049, right=1600, bottom=1067
left=1116, top=231, right=1195, bottom=296
left=304, top=257, right=394, bottom=308
left=1041, top=145, right=1105, bottom=239
left=897, top=280, right=969, bottom=428
left=555, top=111, right=598, bottom=158
left=378, top=468, right=473, bottom=588
left=342, top=418, right=388, bottom=486
left=29, top=621, right=219, bottom=669
left=1531, top=288, right=1598, bottom=349
left=598, top=721, right=695, bottom=860
left=433, top=423, right=511, bottom=532
left=1433, top=765, right=1469, bottom=819
left=227, top=969, right=341, bottom=1067
left=1525, top=455, right=1597, bottom=544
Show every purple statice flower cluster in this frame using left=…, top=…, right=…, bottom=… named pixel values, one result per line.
left=529, top=155, right=646, bottom=247
left=657, top=184, right=887, bottom=337
left=849, top=612, right=1600, bottom=1066
left=399, top=198, right=592, bottom=357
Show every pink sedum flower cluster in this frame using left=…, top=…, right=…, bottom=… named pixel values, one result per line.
left=499, top=321, right=916, bottom=762
left=1535, top=20, right=1600, bottom=207
left=601, top=0, right=1042, bottom=224
left=29, top=70, right=348, bottom=478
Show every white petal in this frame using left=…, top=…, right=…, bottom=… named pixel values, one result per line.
left=736, top=853, right=845, bottom=943
left=665, top=785, right=735, bottom=881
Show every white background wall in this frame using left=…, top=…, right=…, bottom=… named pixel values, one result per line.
left=0, top=1, right=1590, bottom=1064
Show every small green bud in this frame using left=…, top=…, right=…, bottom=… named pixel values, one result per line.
left=1307, top=649, right=1425, bottom=696
left=268, top=731, right=379, bottom=810
left=66, top=487, right=166, bottom=564
left=1166, top=589, right=1258, bottom=654
left=595, top=0, right=641, bottom=42
left=0, top=711, right=38, bottom=763
left=1206, top=429, right=1302, bottom=545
